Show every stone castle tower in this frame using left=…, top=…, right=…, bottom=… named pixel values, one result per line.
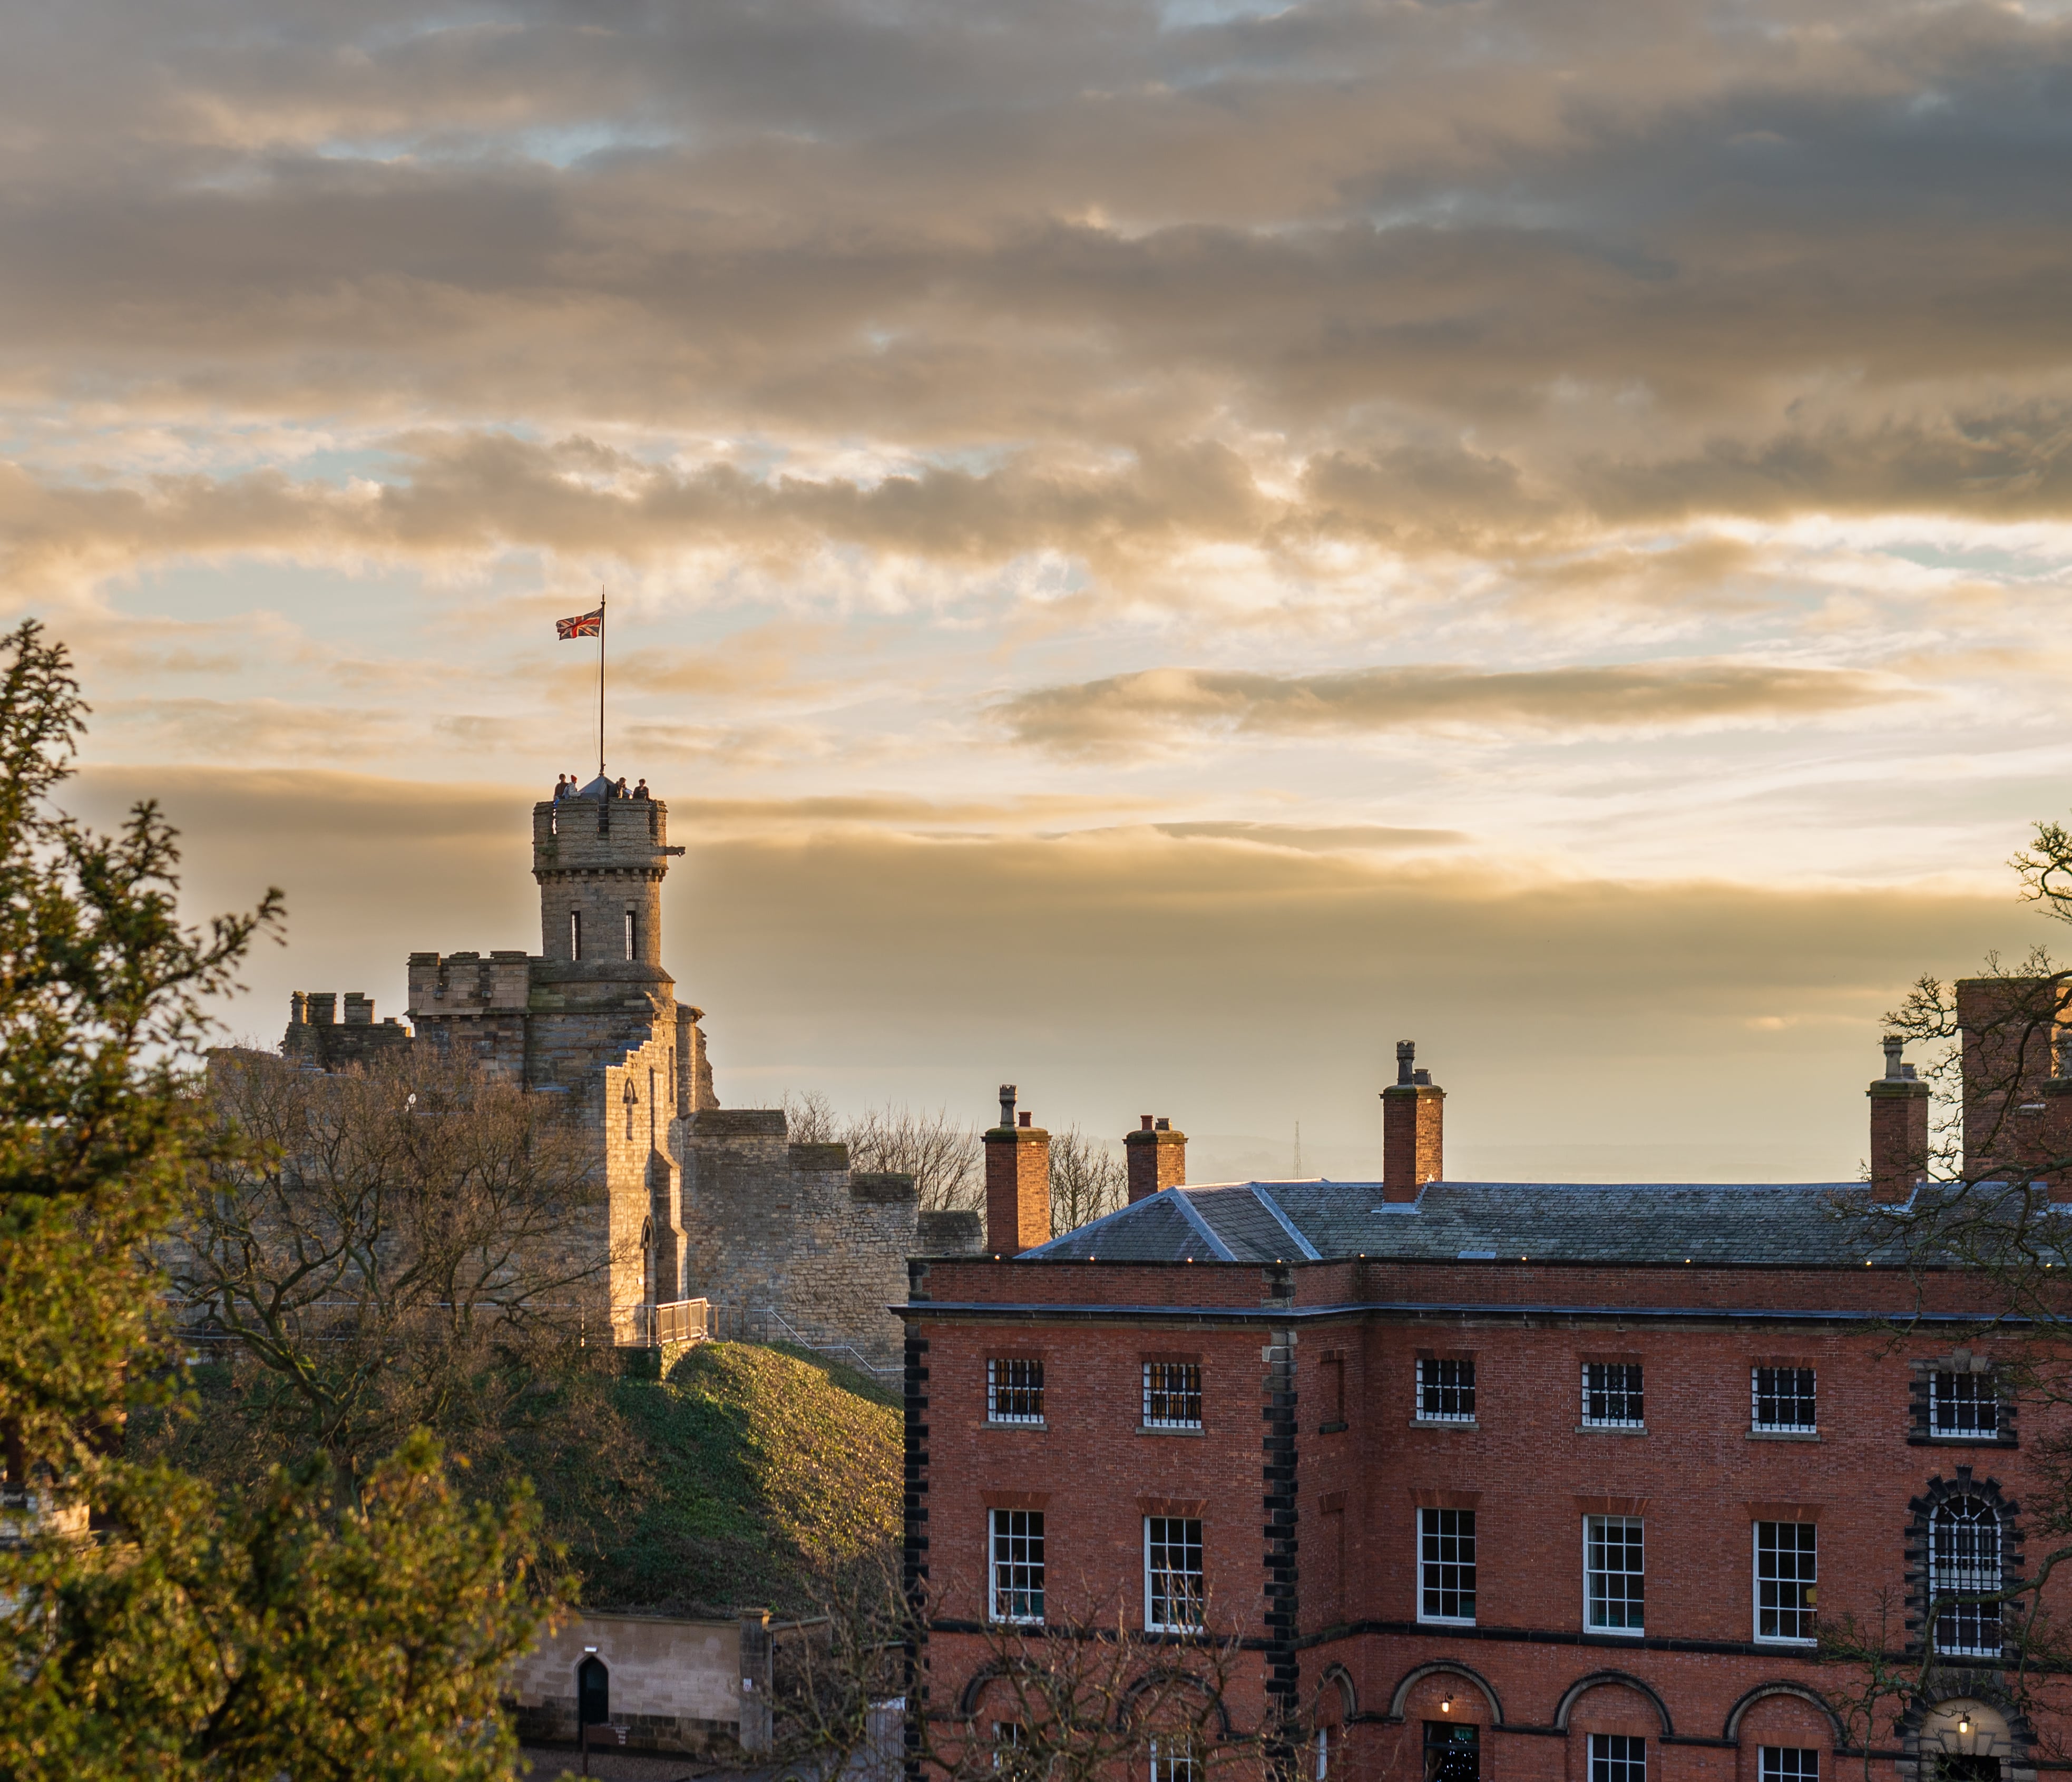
left=282, top=778, right=969, bottom=1367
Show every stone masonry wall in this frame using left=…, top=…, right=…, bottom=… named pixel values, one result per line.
left=677, top=1109, right=919, bottom=1371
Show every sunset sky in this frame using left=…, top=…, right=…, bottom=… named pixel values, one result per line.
left=17, top=0, right=2072, bottom=1181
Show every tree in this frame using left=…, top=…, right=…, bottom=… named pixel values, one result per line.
left=169, top=1049, right=623, bottom=1498
left=776, top=1549, right=1311, bottom=1782
left=1834, top=813, right=2072, bottom=1745
left=784, top=1093, right=985, bottom=1212
left=1049, top=1126, right=1127, bottom=1235
left=0, top=620, right=555, bottom=1779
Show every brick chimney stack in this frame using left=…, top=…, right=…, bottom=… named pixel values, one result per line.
left=2042, top=1034, right=2072, bottom=1202
left=985, top=1084, right=1052, bottom=1255
left=1126, top=1115, right=1187, bottom=1203
left=1867, top=1034, right=1930, bottom=1203
left=1381, top=1040, right=1444, bottom=1203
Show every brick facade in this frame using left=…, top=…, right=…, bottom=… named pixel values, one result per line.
left=907, top=1040, right=2069, bottom=1782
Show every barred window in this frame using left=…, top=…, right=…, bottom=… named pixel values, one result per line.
left=989, top=1508, right=1045, bottom=1624
left=1144, top=1361, right=1203, bottom=1429
left=1590, top=1734, right=1645, bottom=1782
left=1761, top=1749, right=1819, bottom=1782
left=1585, top=1514, right=1645, bottom=1633
left=1755, top=1521, right=1817, bottom=1642
left=988, top=1358, right=1044, bottom=1424
left=1418, top=1507, right=1477, bottom=1623
left=1582, top=1362, right=1644, bottom=1428
left=1753, top=1367, right=1817, bottom=1432
left=1418, top=1358, right=1475, bottom=1423
left=1150, top=1739, right=1198, bottom=1782
left=1930, top=1370, right=1998, bottom=1436
left=1930, top=1495, right=2002, bottom=1657
left=1146, top=1516, right=1205, bottom=1631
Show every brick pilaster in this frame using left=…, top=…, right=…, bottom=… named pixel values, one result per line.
left=902, top=1262, right=931, bottom=1782
left=1260, top=1262, right=1299, bottom=1782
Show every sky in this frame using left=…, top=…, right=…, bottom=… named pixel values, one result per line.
left=15, top=0, right=2072, bottom=1182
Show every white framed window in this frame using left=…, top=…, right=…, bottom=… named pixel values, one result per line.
left=1589, top=1734, right=1645, bottom=1782
left=1753, top=1367, right=1816, bottom=1432
left=1146, top=1516, right=1205, bottom=1632
left=1417, top=1358, right=1475, bottom=1423
left=1929, top=1495, right=2002, bottom=1657
left=1418, top=1507, right=1476, bottom=1624
left=987, top=1358, right=1044, bottom=1424
left=1582, top=1362, right=1643, bottom=1428
left=1315, top=1727, right=1329, bottom=1781
left=1929, top=1370, right=1998, bottom=1436
left=1761, top=1749, right=1819, bottom=1782
left=1150, top=1738, right=1198, bottom=1782
left=1584, top=1515, right=1644, bottom=1633
left=992, top=1723, right=1024, bottom=1772
left=989, top=1508, right=1045, bottom=1624
left=1754, top=1521, right=1816, bottom=1642
left=1143, top=1361, right=1203, bottom=1429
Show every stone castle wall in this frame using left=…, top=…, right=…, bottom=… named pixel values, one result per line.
left=277, top=786, right=970, bottom=1370
left=677, top=1110, right=920, bottom=1370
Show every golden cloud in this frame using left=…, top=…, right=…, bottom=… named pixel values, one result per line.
left=997, top=659, right=1916, bottom=755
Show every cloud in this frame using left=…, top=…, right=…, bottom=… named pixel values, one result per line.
left=998, top=659, right=1916, bottom=755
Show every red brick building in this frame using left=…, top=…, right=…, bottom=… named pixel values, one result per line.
left=903, top=1019, right=2072, bottom=1782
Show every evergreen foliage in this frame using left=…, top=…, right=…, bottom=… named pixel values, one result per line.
left=0, top=621, right=557, bottom=1781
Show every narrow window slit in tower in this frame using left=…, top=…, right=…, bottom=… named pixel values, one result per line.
left=570, top=910, right=582, bottom=960
left=625, top=910, right=636, bottom=960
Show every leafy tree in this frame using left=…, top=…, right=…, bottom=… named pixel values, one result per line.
left=0, top=620, right=555, bottom=1780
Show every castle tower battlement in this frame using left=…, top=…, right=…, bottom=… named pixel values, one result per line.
left=531, top=795, right=684, bottom=977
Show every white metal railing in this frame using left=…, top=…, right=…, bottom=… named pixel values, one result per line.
left=626, top=1298, right=711, bottom=1347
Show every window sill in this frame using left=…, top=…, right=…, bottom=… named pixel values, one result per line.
left=1139, top=1424, right=1206, bottom=1437
left=1577, top=1424, right=1648, bottom=1436
left=1907, top=1433, right=2016, bottom=1448
left=1585, top=1625, right=1646, bottom=1638
left=983, top=1420, right=1047, bottom=1432
left=1748, top=1429, right=1820, bottom=1442
left=1418, top=1617, right=1477, bottom=1629
left=1319, top=1420, right=1349, bottom=1435
left=1412, top=1418, right=1478, bottom=1430
left=1754, top=1636, right=1817, bottom=1648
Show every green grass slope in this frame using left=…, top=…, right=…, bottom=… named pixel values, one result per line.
left=576, top=1341, right=901, bottom=1617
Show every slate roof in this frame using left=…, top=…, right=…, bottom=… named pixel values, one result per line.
left=1020, top=1179, right=1915, bottom=1268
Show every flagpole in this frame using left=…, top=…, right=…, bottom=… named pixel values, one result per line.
left=597, top=587, right=607, bottom=783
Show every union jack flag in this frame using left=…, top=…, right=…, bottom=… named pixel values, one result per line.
left=555, top=607, right=604, bottom=639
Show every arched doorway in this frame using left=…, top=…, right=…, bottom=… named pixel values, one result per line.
left=577, top=1653, right=610, bottom=1731
left=1919, top=1700, right=2012, bottom=1782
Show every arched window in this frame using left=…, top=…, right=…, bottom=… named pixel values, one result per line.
left=1930, top=1496, right=2001, bottom=1658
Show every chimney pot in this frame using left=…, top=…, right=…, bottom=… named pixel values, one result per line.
left=1412, top=1068, right=1431, bottom=1086
left=1018, top=1111, right=1031, bottom=1129
left=1395, top=1040, right=1415, bottom=1087
left=998, top=1083, right=1017, bottom=1129
left=1155, top=1116, right=1170, bottom=1131
left=1140, top=1115, right=1155, bottom=1131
